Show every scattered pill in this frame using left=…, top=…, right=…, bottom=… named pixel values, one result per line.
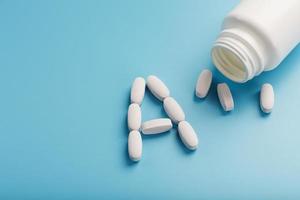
left=163, top=97, right=185, bottom=124
left=195, top=69, right=212, bottom=98
left=178, top=121, right=198, bottom=150
left=141, top=118, right=173, bottom=135
left=124, top=70, right=278, bottom=162
left=128, top=130, right=142, bottom=161
left=147, top=75, right=170, bottom=101
left=217, top=83, right=234, bottom=111
left=127, top=103, right=141, bottom=131
left=130, top=77, right=146, bottom=105
left=260, top=83, right=274, bottom=113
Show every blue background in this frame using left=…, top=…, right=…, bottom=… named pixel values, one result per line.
left=0, top=0, right=300, bottom=199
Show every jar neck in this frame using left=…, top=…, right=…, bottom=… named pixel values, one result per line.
left=211, top=28, right=265, bottom=83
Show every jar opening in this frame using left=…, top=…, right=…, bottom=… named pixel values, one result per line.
left=212, top=46, right=248, bottom=83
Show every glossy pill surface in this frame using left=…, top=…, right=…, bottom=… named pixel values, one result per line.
left=260, top=83, right=274, bottom=113
left=141, top=118, right=172, bottom=135
left=163, top=97, right=185, bottom=124
left=128, top=130, right=142, bottom=162
left=178, top=121, right=198, bottom=150
left=195, top=69, right=212, bottom=98
left=147, top=75, right=170, bottom=101
left=217, top=83, right=234, bottom=112
left=130, top=77, right=146, bottom=105
left=127, top=103, right=141, bottom=131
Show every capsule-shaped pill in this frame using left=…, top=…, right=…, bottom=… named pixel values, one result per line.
left=147, top=75, right=170, bottom=101
left=141, top=118, right=172, bottom=135
left=128, top=130, right=142, bottom=162
left=260, top=83, right=274, bottom=113
left=178, top=121, right=198, bottom=150
left=130, top=77, right=146, bottom=105
left=217, top=83, right=234, bottom=111
left=195, top=69, right=212, bottom=98
left=127, top=103, right=141, bottom=131
left=163, top=97, right=185, bottom=124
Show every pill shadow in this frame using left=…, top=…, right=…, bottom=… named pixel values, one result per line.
left=254, top=46, right=300, bottom=87
left=142, top=130, right=171, bottom=140
left=123, top=88, right=140, bottom=166
left=123, top=143, right=140, bottom=166
left=213, top=46, right=299, bottom=116
left=145, top=87, right=164, bottom=105
left=174, top=129, right=197, bottom=155
left=193, top=92, right=206, bottom=103
left=255, top=91, right=271, bottom=118
left=212, top=66, right=268, bottom=115
left=145, top=87, right=162, bottom=104
left=145, top=86, right=170, bottom=118
left=122, top=113, right=138, bottom=166
left=124, top=90, right=131, bottom=136
left=193, top=75, right=232, bottom=116
left=123, top=86, right=171, bottom=166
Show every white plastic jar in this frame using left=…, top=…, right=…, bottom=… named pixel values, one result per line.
left=211, top=0, right=300, bottom=83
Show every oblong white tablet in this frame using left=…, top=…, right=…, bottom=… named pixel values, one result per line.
left=217, top=83, right=234, bottom=111
left=163, top=97, right=185, bottom=124
left=128, top=130, right=142, bottom=162
left=260, top=83, right=274, bottom=113
left=178, top=121, right=198, bottom=150
left=195, top=69, right=212, bottom=98
left=130, top=77, right=146, bottom=105
left=146, top=75, right=170, bottom=101
left=141, top=118, right=172, bottom=135
left=127, top=103, right=141, bottom=131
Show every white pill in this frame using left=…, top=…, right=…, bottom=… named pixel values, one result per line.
left=147, top=75, right=170, bottom=101
left=217, top=83, right=234, bottom=111
left=128, top=130, right=142, bottom=162
left=141, top=118, right=172, bottom=135
left=163, top=97, right=185, bottom=124
left=130, top=77, right=145, bottom=105
left=260, top=83, right=274, bottom=113
left=178, top=121, right=198, bottom=150
left=127, top=103, right=141, bottom=131
left=195, top=69, right=212, bottom=98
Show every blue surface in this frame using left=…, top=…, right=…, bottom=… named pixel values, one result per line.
left=0, top=0, right=300, bottom=199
